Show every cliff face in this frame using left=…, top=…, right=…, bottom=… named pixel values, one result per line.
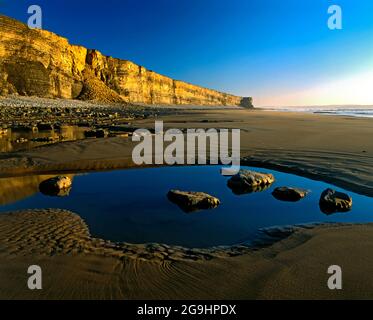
left=0, top=15, right=253, bottom=107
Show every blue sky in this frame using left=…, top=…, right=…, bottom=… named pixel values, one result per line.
left=1, top=0, right=373, bottom=106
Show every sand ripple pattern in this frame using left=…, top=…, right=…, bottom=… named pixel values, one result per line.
left=0, top=209, right=255, bottom=263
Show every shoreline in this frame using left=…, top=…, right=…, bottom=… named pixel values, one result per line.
left=0, top=154, right=371, bottom=197
left=0, top=107, right=372, bottom=196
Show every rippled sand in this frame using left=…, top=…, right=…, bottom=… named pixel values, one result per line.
left=1, top=209, right=373, bottom=299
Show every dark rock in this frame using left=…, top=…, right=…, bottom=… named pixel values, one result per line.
left=167, top=190, right=220, bottom=213
left=11, top=125, right=34, bottom=132
left=272, top=187, right=309, bottom=202
left=319, top=188, right=352, bottom=214
left=37, top=123, right=54, bottom=131
left=84, top=129, right=108, bottom=138
left=31, top=137, right=57, bottom=142
left=77, top=122, right=90, bottom=127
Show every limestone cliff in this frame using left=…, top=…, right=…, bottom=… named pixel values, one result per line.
left=0, top=15, right=253, bottom=107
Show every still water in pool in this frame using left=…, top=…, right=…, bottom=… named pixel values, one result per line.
left=0, top=125, right=88, bottom=152
left=0, top=166, right=372, bottom=248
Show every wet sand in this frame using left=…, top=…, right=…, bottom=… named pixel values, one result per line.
left=0, top=108, right=373, bottom=299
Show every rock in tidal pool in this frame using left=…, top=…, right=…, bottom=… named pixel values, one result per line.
left=319, top=188, right=352, bottom=214
left=167, top=190, right=220, bottom=213
left=227, top=170, right=275, bottom=195
left=39, top=176, right=72, bottom=197
left=272, top=187, right=309, bottom=202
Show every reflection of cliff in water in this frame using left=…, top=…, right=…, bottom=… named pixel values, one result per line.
left=0, top=125, right=87, bottom=152
left=0, top=138, right=12, bottom=153
left=0, top=174, right=75, bottom=206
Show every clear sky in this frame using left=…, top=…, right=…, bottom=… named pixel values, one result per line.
left=1, top=0, right=373, bottom=106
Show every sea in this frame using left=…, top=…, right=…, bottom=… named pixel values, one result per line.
left=261, top=105, right=373, bottom=118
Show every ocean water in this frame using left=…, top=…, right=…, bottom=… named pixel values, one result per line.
left=262, top=106, right=373, bottom=118
left=0, top=166, right=372, bottom=248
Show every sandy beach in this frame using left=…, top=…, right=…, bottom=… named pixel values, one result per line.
left=1, top=108, right=372, bottom=195
left=0, top=107, right=372, bottom=299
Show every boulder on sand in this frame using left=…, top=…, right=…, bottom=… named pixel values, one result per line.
left=319, top=188, right=352, bottom=214
left=272, top=187, right=309, bottom=202
left=167, top=190, right=220, bottom=213
left=227, top=170, right=275, bottom=195
left=39, top=176, right=72, bottom=197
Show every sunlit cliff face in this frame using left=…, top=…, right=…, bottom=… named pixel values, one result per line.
left=0, top=15, right=251, bottom=107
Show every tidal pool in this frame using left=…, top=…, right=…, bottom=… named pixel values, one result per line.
left=0, top=166, right=372, bottom=248
left=0, top=125, right=88, bottom=152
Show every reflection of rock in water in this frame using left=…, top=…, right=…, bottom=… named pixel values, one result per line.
left=39, top=176, right=73, bottom=197
left=319, top=188, right=353, bottom=215
left=167, top=190, right=220, bottom=213
left=228, top=183, right=272, bottom=195
left=0, top=175, right=55, bottom=205
left=272, top=187, right=309, bottom=202
left=227, top=170, right=275, bottom=195
left=60, top=125, right=86, bottom=141
left=0, top=137, right=12, bottom=153
left=0, top=128, right=8, bottom=135
left=40, top=186, right=72, bottom=197
left=0, top=174, right=75, bottom=205
left=84, top=129, right=108, bottom=138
